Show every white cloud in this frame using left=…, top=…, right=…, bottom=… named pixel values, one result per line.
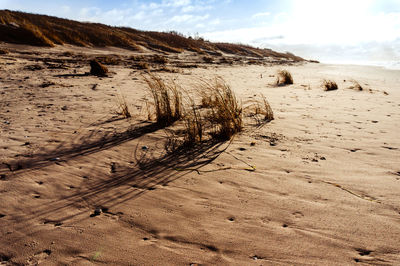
left=61, top=5, right=70, bottom=13
left=162, top=0, right=191, bottom=7
left=252, top=12, right=270, bottom=18
left=205, top=2, right=398, bottom=44
left=209, top=18, right=220, bottom=25
left=201, top=0, right=400, bottom=64
left=169, top=14, right=209, bottom=23
left=147, top=2, right=160, bottom=9
left=182, top=5, right=195, bottom=12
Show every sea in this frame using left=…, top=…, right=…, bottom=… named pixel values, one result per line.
left=322, top=60, right=400, bottom=71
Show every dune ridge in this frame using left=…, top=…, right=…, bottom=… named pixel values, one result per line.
left=0, top=10, right=304, bottom=62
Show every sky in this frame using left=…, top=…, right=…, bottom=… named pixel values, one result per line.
left=1, top=0, right=399, bottom=66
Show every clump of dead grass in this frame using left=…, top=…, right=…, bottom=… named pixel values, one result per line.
left=135, top=61, right=150, bottom=70
left=200, top=77, right=242, bottom=139
left=90, top=60, right=108, bottom=77
left=96, top=55, right=121, bottom=65
left=244, top=94, right=274, bottom=126
left=255, top=95, right=274, bottom=122
left=0, top=48, right=9, bottom=55
left=116, top=95, right=131, bottom=118
left=276, top=70, right=293, bottom=86
left=152, top=54, right=168, bottom=64
left=323, top=79, right=338, bottom=91
left=203, top=56, right=214, bottom=63
left=143, top=74, right=183, bottom=127
left=183, top=99, right=204, bottom=144
left=142, top=75, right=273, bottom=149
left=349, top=80, right=363, bottom=91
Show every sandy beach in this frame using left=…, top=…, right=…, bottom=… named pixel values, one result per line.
left=0, top=44, right=400, bottom=265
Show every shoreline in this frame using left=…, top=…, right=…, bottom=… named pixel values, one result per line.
left=320, top=60, right=400, bottom=71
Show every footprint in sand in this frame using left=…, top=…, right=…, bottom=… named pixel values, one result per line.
left=227, top=216, right=235, bottom=222
left=354, top=248, right=373, bottom=262
left=392, top=172, right=400, bottom=180
left=260, top=216, right=271, bottom=224
left=251, top=255, right=265, bottom=261
left=0, top=254, right=11, bottom=264
left=382, top=146, right=398, bottom=150
left=43, top=220, right=63, bottom=227
left=27, top=249, right=51, bottom=265
left=356, top=248, right=372, bottom=256
left=292, top=211, right=304, bottom=219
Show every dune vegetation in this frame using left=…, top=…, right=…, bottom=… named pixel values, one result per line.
left=0, top=10, right=304, bottom=61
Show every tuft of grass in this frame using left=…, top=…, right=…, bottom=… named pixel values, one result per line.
left=96, top=55, right=121, bottom=65
left=135, top=61, right=150, bottom=70
left=323, top=79, right=338, bottom=91
left=61, top=51, right=73, bottom=57
left=143, top=74, right=183, bottom=127
left=90, top=60, right=108, bottom=77
left=203, top=56, right=214, bottom=63
left=276, top=70, right=293, bottom=86
left=183, top=98, right=204, bottom=144
left=152, top=54, right=168, bottom=64
left=349, top=80, right=363, bottom=91
left=259, top=94, right=274, bottom=122
left=116, top=95, right=131, bottom=118
left=200, top=77, right=242, bottom=139
left=0, top=48, right=9, bottom=55
left=245, top=94, right=274, bottom=125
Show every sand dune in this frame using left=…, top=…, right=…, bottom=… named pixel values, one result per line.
left=0, top=43, right=399, bottom=265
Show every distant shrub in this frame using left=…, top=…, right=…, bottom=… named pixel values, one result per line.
left=129, top=55, right=145, bottom=61
left=0, top=48, right=9, bottom=55
left=61, top=51, right=73, bottom=57
left=90, top=60, right=108, bottom=77
left=152, top=54, right=168, bottom=64
left=219, top=57, right=233, bottom=65
left=96, top=55, right=121, bottom=65
left=203, top=56, right=213, bottom=63
left=349, top=80, right=363, bottom=91
left=276, top=70, right=293, bottom=85
left=323, top=80, right=338, bottom=91
left=135, top=61, right=150, bottom=70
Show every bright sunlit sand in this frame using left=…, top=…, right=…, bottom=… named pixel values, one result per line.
left=0, top=1, right=399, bottom=265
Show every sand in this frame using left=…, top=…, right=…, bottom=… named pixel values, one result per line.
left=0, top=44, right=400, bottom=265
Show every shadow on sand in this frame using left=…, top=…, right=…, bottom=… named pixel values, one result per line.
left=1, top=120, right=229, bottom=236
left=1, top=121, right=160, bottom=173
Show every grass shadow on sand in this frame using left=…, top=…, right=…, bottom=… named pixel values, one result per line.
left=0, top=116, right=230, bottom=235
left=1, top=121, right=161, bottom=173
left=3, top=138, right=228, bottom=235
